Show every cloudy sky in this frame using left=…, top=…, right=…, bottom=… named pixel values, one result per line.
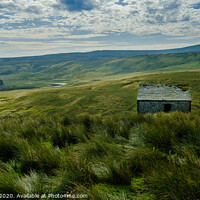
left=0, top=0, right=200, bottom=57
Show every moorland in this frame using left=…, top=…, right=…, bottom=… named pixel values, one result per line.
left=0, top=44, right=200, bottom=89
left=0, top=45, right=200, bottom=199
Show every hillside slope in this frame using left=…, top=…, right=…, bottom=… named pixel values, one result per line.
left=0, top=51, right=200, bottom=89
left=0, top=70, right=199, bottom=118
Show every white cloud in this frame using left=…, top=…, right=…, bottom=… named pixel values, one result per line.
left=0, top=0, right=199, bottom=56
left=1, top=0, right=199, bottom=36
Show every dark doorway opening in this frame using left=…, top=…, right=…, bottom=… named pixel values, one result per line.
left=164, top=104, right=171, bottom=112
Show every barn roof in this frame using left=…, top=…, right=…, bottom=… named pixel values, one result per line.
left=137, top=84, right=191, bottom=101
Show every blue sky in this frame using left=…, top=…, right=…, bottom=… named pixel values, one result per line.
left=0, top=0, right=200, bottom=57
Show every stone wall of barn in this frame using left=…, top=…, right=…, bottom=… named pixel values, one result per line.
left=137, top=100, right=191, bottom=113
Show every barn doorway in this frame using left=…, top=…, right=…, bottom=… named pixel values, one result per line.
left=164, top=104, right=171, bottom=112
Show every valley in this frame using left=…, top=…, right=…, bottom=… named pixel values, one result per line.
left=0, top=45, right=200, bottom=199
left=0, top=45, right=199, bottom=89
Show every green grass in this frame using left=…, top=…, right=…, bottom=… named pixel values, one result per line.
left=0, top=112, right=200, bottom=199
left=0, top=70, right=199, bottom=118
left=0, top=70, right=200, bottom=199
left=0, top=51, right=200, bottom=88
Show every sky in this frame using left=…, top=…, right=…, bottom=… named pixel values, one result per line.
left=0, top=0, right=200, bottom=57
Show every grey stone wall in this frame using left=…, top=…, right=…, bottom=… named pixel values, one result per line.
left=137, top=100, right=191, bottom=113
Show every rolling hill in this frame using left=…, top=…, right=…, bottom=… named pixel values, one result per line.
left=0, top=46, right=200, bottom=199
left=0, top=44, right=199, bottom=89
left=1, top=70, right=200, bottom=199
left=0, top=70, right=199, bottom=118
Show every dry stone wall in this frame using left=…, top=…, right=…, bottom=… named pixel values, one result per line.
left=137, top=100, right=191, bottom=113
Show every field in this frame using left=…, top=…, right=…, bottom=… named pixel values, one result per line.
left=0, top=70, right=200, bottom=118
left=0, top=51, right=200, bottom=89
left=0, top=69, right=200, bottom=199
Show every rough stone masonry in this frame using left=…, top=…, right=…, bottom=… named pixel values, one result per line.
left=137, top=84, right=191, bottom=113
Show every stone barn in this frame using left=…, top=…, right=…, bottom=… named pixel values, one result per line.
left=137, top=84, right=191, bottom=113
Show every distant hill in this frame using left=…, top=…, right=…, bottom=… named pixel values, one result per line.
left=165, top=44, right=200, bottom=54
left=0, top=44, right=199, bottom=89
left=1, top=44, right=200, bottom=64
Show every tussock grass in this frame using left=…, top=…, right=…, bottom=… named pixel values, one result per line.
left=0, top=133, right=27, bottom=162
left=0, top=162, right=55, bottom=194
left=0, top=112, right=200, bottom=199
left=17, top=171, right=52, bottom=194
left=138, top=112, right=200, bottom=153
left=0, top=162, right=23, bottom=194
left=0, top=68, right=200, bottom=199
left=146, top=150, right=200, bottom=200
left=126, top=147, right=168, bottom=175
left=16, top=142, right=63, bottom=174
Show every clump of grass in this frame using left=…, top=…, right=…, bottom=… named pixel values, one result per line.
left=137, top=112, right=200, bottom=153
left=127, top=147, right=168, bottom=176
left=104, top=157, right=132, bottom=185
left=60, top=115, right=72, bottom=126
left=17, top=143, right=63, bottom=174
left=104, top=117, right=119, bottom=138
left=82, top=135, right=131, bottom=185
left=0, top=162, right=24, bottom=194
left=0, top=133, right=27, bottom=162
left=55, top=155, right=98, bottom=193
left=19, top=122, right=40, bottom=140
left=146, top=150, right=200, bottom=200
left=17, top=171, right=54, bottom=194
left=118, top=121, right=132, bottom=139
left=0, top=134, right=18, bottom=162
left=0, top=162, right=54, bottom=194
left=67, top=124, right=90, bottom=145
left=0, top=112, right=200, bottom=198
left=79, top=135, right=122, bottom=159
left=79, top=114, right=94, bottom=132
left=138, top=123, right=176, bottom=153
left=50, top=126, right=69, bottom=148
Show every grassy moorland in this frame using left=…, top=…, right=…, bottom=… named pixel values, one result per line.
left=0, top=70, right=200, bottom=118
left=0, top=112, right=200, bottom=200
left=0, top=51, right=200, bottom=88
left=0, top=70, right=200, bottom=199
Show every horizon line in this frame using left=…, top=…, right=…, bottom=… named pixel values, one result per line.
left=0, top=43, right=199, bottom=59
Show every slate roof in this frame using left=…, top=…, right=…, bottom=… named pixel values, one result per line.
left=137, top=84, right=191, bottom=101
